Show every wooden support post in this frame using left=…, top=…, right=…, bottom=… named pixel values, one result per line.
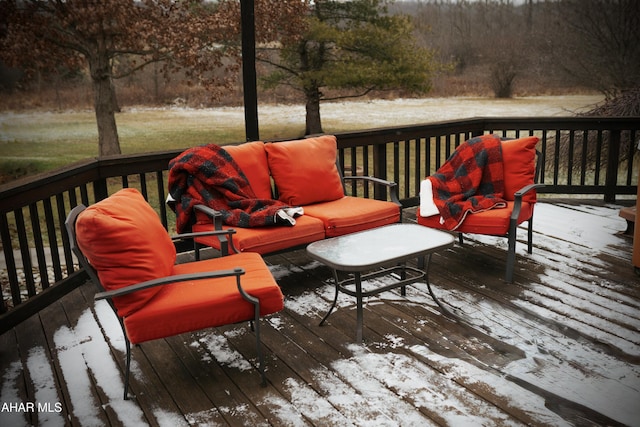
left=241, top=0, right=259, bottom=141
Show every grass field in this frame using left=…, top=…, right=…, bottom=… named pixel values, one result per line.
left=0, top=95, right=604, bottom=183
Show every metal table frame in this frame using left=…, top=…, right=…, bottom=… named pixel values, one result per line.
left=306, top=224, right=456, bottom=343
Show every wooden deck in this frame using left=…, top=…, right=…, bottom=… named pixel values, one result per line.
left=1, top=201, right=638, bottom=426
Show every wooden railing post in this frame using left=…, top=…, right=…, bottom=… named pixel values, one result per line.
left=93, top=177, right=109, bottom=202
left=373, top=142, right=388, bottom=200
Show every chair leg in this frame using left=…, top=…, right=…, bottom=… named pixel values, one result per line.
left=123, top=338, right=132, bottom=400
left=253, top=304, right=267, bottom=387
left=235, top=273, right=268, bottom=386
left=506, top=234, right=516, bottom=283
left=113, top=314, right=133, bottom=400
left=527, top=217, right=534, bottom=254
left=458, top=233, right=464, bottom=245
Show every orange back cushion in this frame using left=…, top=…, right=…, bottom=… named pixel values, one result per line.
left=265, top=135, right=345, bottom=206
left=501, top=136, right=539, bottom=202
left=75, top=188, right=176, bottom=317
left=222, top=141, right=273, bottom=200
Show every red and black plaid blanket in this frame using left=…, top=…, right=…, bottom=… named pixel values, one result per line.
left=428, top=134, right=506, bottom=230
left=168, top=144, right=294, bottom=233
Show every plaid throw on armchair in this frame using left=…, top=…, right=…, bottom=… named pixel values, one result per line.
left=428, top=134, right=506, bottom=230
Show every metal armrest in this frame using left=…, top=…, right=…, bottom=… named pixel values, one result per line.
left=194, top=204, right=225, bottom=230
left=95, top=268, right=245, bottom=300
left=171, top=229, right=236, bottom=242
left=511, top=183, right=546, bottom=220
left=514, top=183, right=545, bottom=199
left=343, top=175, right=401, bottom=205
left=192, top=204, right=239, bottom=255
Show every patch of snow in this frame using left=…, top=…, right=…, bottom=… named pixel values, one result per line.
left=190, top=330, right=253, bottom=371
left=25, top=347, right=65, bottom=426
left=0, top=360, right=28, bottom=427
left=53, top=307, right=147, bottom=426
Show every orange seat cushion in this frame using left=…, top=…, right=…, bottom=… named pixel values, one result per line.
left=123, top=252, right=284, bottom=344
left=75, top=189, right=176, bottom=317
left=501, top=136, right=539, bottom=202
left=303, top=196, right=401, bottom=237
left=193, top=214, right=326, bottom=254
left=222, top=141, right=273, bottom=200
left=417, top=201, right=534, bottom=236
left=265, top=135, right=345, bottom=206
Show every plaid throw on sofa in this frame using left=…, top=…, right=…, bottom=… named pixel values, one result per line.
left=428, top=134, right=506, bottom=230
left=168, top=144, right=296, bottom=233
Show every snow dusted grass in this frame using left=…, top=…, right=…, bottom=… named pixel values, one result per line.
left=1, top=202, right=637, bottom=426
left=0, top=95, right=604, bottom=176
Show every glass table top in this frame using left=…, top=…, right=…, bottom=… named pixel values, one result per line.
left=306, top=224, right=455, bottom=271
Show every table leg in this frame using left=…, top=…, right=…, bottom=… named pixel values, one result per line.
left=319, top=268, right=341, bottom=326
left=355, top=272, right=364, bottom=343
left=422, top=254, right=457, bottom=319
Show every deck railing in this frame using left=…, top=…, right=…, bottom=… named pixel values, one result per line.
left=1, top=116, right=638, bottom=333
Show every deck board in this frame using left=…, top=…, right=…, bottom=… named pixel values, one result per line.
left=1, top=201, right=638, bottom=426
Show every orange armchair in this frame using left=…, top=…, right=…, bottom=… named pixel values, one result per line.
left=65, top=188, right=284, bottom=399
left=418, top=136, right=544, bottom=282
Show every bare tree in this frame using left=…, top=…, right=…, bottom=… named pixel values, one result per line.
left=411, top=0, right=529, bottom=97
left=550, top=0, right=640, bottom=98
left=0, top=0, right=304, bottom=156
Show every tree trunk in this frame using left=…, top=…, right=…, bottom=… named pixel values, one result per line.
left=89, top=52, right=121, bottom=157
left=304, top=84, right=323, bottom=135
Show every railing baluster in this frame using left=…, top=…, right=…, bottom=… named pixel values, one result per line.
left=540, top=129, right=548, bottom=185
left=425, top=135, right=432, bottom=177
left=15, top=208, right=35, bottom=301
left=413, top=138, right=422, bottom=198
left=157, top=171, right=168, bottom=229
left=350, top=146, right=358, bottom=196
left=29, top=203, right=50, bottom=292
left=580, top=130, right=588, bottom=186
left=57, top=192, right=75, bottom=273
left=624, top=130, right=635, bottom=186
left=605, top=130, right=622, bottom=203
left=553, top=129, right=561, bottom=185
left=43, top=197, right=62, bottom=285
left=595, top=130, right=603, bottom=185
left=0, top=213, right=18, bottom=312
left=363, top=145, right=370, bottom=199
left=567, top=130, right=575, bottom=186
left=393, top=141, right=400, bottom=194
left=435, top=136, right=443, bottom=170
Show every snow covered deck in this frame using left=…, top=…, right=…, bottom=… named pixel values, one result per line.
left=1, top=201, right=638, bottom=426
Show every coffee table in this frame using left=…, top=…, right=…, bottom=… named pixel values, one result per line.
left=306, top=223, right=456, bottom=343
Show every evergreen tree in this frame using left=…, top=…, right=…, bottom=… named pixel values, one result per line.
left=259, top=0, right=444, bottom=135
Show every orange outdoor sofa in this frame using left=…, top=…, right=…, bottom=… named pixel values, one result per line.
left=168, top=135, right=402, bottom=256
